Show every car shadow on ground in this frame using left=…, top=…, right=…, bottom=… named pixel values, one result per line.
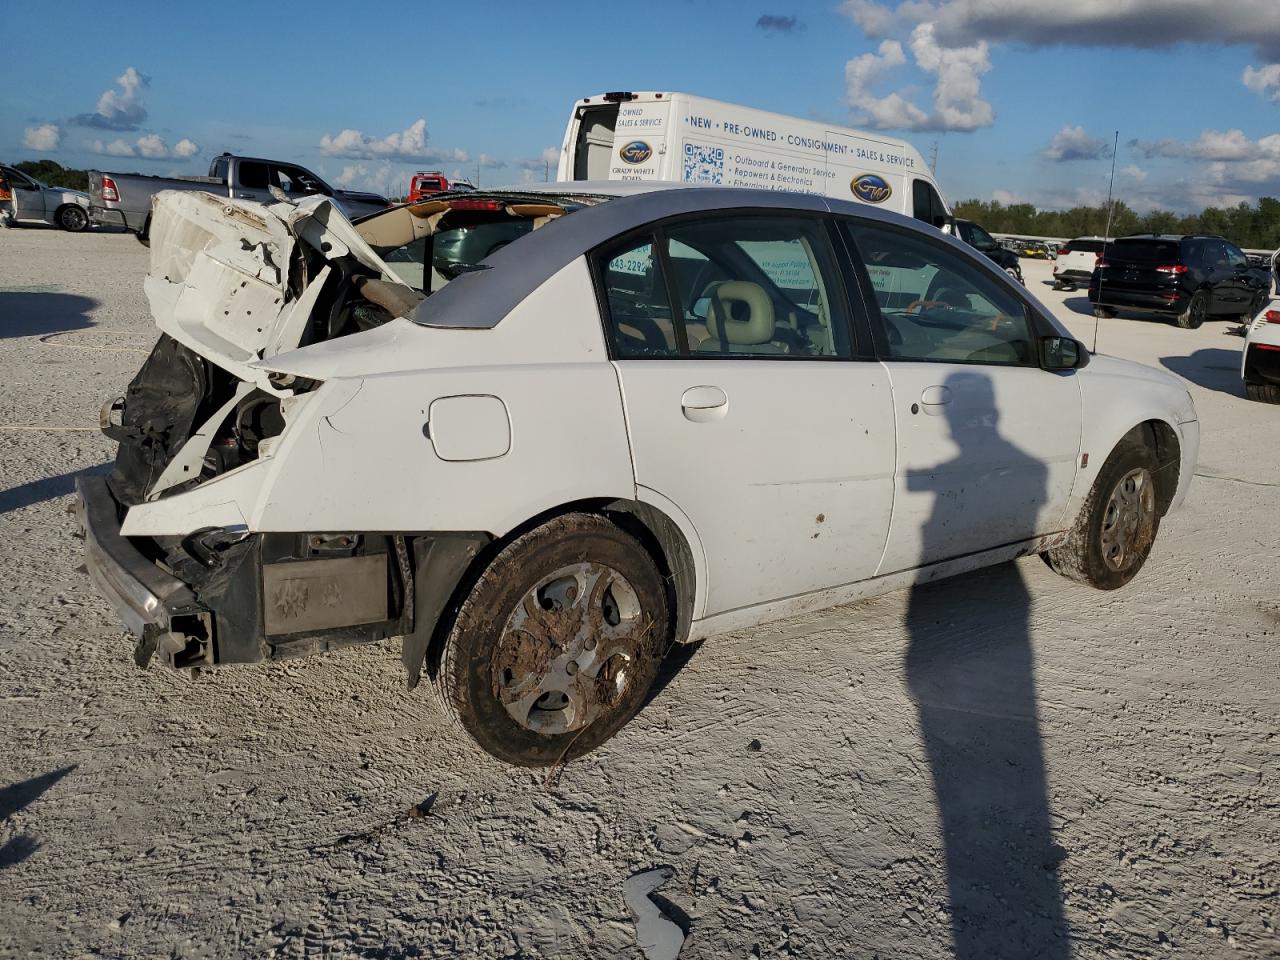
left=0, top=290, right=98, bottom=339
left=0, top=464, right=109, bottom=516
left=1160, top=348, right=1246, bottom=398
left=904, top=370, right=1070, bottom=958
left=0, top=765, right=76, bottom=869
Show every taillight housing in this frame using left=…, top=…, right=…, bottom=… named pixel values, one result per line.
left=1095, top=259, right=1109, bottom=269
left=1155, top=264, right=1189, bottom=274
left=1058, top=245, right=1070, bottom=256
left=1265, top=309, right=1280, bottom=324
left=101, top=176, right=119, bottom=202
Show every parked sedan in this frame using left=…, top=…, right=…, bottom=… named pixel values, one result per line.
left=1090, top=235, right=1272, bottom=328
left=77, top=183, right=1199, bottom=766
left=0, top=164, right=91, bottom=231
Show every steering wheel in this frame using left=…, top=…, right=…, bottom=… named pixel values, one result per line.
left=905, top=299, right=949, bottom=314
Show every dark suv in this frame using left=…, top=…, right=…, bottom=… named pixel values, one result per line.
left=954, top=218, right=1023, bottom=284
left=1088, top=235, right=1272, bottom=329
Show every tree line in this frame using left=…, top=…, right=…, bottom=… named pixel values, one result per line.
left=954, top=197, right=1280, bottom=251
left=9, top=159, right=90, bottom=192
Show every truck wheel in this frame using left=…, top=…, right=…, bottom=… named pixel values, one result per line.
left=435, top=513, right=669, bottom=767
left=1176, top=291, right=1208, bottom=329
left=1246, top=382, right=1280, bottom=404
left=136, top=215, right=151, bottom=248
left=57, top=205, right=88, bottom=232
left=1043, top=439, right=1161, bottom=590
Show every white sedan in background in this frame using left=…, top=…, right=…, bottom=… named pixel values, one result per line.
left=77, top=182, right=1199, bottom=766
left=1243, top=250, right=1280, bottom=404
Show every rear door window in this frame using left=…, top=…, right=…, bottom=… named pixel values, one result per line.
left=1108, top=239, right=1180, bottom=263
left=599, top=234, right=682, bottom=358
left=666, top=216, right=852, bottom=358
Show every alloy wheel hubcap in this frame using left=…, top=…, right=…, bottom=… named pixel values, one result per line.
left=1099, top=467, right=1155, bottom=571
left=493, top=562, right=649, bottom=735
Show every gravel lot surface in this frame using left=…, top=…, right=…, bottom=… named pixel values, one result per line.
left=1, top=226, right=1278, bottom=959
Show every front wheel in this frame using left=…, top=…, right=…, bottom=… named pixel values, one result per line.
left=1176, top=291, right=1208, bottom=329
left=435, top=513, right=669, bottom=766
left=1044, top=440, right=1161, bottom=590
left=57, top=204, right=88, bottom=232
left=1004, top=266, right=1022, bottom=284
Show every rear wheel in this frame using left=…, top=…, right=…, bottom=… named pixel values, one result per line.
left=435, top=513, right=669, bottom=766
left=1176, top=291, right=1208, bottom=329
left=1094, top=305, right=1117, bottom=319
left=1246, top=382, right=1280, bottom=404
left=1004, top=266, right=1022, bottom=283
left=1044, top=440, right=1161, bottom=590
left=136, top=215, right=151, bottom=247
left=57, top=204, right=88, bottom=232
left=1242, top=291, right=1267, bottom=321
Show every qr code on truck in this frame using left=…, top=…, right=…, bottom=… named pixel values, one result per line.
left=683, top=142, right=724, bottom=183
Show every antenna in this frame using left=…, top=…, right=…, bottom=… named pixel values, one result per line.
left=1093, top=130, right=1120, bottom=354
left=928, top=140, right=940, bottom=174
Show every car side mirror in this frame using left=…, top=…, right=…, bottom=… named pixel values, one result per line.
left=1041, top=336, right=1087, bottom=370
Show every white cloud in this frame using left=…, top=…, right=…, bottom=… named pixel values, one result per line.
left=843, top=25, right=991, bottom=132
left=1134, top=128, right=1280, bottom=162
left=90, top=134, right=200, bottom=160
left=477, top=153, right=506, bottom=169
left=73, top=66, right=149, bottom=130
left=992, top=188, right=1027, bottom=204
left=135, top=133, right=168, bottom=159
left=1121, top=164, right=1148, bottom=182
left=319, top=118, right=468, bottom=163
left=1044, top=125, right=1112, bottom=162
left=848, top=1, right=1280, bottom=59
left=1243, top=63, right=1280, bottom=103
left=335, top=164, right=368, bottom=187
left=22, top=123, right=61, bottom=151
left=542, top=146, right=561, bottom=166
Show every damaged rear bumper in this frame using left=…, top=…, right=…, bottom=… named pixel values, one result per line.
left=75, top=475, right=210, bottom=666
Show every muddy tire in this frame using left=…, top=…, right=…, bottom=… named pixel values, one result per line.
left=1246, top=382, right=1280, bottom=404
left=1043, top=440, right=1162, bottom=590
left=1176, top=291, right=1208, bottom=329
left=435, top=513, right=669, bottom=767
left=57, top=204, right=88, bottom=233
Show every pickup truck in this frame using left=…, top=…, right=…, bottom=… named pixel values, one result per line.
left=88, top=153, right=390, bottom=242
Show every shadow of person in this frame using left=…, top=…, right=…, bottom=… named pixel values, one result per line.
left=904, top=372, right=1070, bottom=959
left=0, top=291, right=98, bottom=339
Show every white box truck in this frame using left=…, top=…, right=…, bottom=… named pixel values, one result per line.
left=557, top=91, right=951, bottom=228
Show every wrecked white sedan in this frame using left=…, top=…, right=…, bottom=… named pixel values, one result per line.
left=78, top=183, right=1199, bottom=765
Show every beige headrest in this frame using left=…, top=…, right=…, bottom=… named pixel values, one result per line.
left=706, top=281, right=774, bottom=345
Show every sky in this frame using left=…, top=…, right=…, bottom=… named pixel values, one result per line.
left=3, top=0, right=1279, bottom=214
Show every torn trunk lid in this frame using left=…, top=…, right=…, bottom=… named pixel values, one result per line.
left=143, top=190, right=407, bottom=389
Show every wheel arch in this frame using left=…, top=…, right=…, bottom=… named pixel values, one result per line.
left=413, top=495, right=702, bottom=689
left=54, top=202, right=86, bottom=229
left=1113, top=419, right=1181, bottom=516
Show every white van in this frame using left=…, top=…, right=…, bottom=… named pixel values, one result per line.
left=557, top=91, right=950, bottom=228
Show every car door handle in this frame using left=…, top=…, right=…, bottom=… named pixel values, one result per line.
left=920, top=385, right=951, bottom=416
left=680, top=385, right=728, bottom=423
